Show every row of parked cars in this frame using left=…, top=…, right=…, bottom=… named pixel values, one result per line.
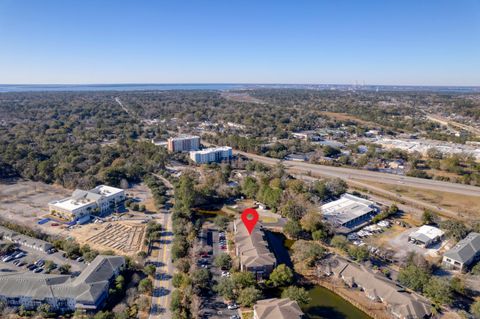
left=1, top=250, right=56, bottom=273
left=219, top=231, right=227, bottom=250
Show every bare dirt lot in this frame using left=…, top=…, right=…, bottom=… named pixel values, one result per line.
left=0, top=180, right=71, bottom=234
left=70, top=221, right=146, bottom=256
left=372, top=181, right=480, bottom=220
left=369, top=226, right=450, bottom=263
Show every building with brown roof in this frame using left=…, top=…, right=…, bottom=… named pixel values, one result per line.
left=233, top=219, right=276, bottom=280
left=253, top=298, right=304, bottom=319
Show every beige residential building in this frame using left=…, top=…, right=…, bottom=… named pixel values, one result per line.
left=253, top=298, right=304, bottom=319
left=233, top=219, right=276, bottom=279
left=321, top=256, right=431, bottom=319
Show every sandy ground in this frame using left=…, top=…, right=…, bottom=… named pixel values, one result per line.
left=0, top=180, right=71, bottom=235
left=0, top=180, right=151, bottom=256
left=70, top=220, right=146, bottom=256
left=383, top=226, right=448, bottom=262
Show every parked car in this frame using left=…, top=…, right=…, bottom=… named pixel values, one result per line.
left=76, top=257, right=84, bottom=262
left=33, top=267, right=43, bottom=273
left=230, top=315, right=240, bottom=319
left=227, top=303, right=239, bottom=310
left=12, top=260, right=20, bottom=265
left=26, top=264, right=36, bottom=270
left=35, top=260, right=45, bottom=267
left=2, top=256, right=14, bottom=262
left=18, top=262, right=26, bottom=267
left=14, top=252, right=25, bottom=259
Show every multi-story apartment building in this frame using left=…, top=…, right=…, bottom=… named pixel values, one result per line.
left=233, top=219, right=276, bottom=280
left=49, top=185, right=125, bottom=221
left=189, top=146, right=232, bottom=164
left=0, top=255, right=124, bottom=312
left=167, top=135, right=200, bottom=152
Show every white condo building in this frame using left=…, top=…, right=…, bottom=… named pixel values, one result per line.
left=49, top=185, right=125, bottom=221
left=189, top=146, right=233, bottom=164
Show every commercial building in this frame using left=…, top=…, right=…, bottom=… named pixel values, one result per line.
left=49, top=185, right=125, bottom=221
left=321, top=194, right=379, bottom=233
left=167, top=135, right=200, bottom=152
left=322, top=256, right=431, bottom=319
left=189, top=146, right=232, bottom=164
left=292, top=131, right=322, bottom=141
left=0, top=255, right=125, bottom=312
left=233, top=219, right=276, bottom=280
left=253, top=298, right=304, bottom=319
left=408, top=225, right=444, bottom=247
left=0, top=226, right=52, bottom=252
left=443, top=232, right=480, bottom=271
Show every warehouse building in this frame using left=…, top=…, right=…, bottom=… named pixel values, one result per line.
left=408, top=225, right=444, bottom=248
left=189, top=146, right=232, bottom=164
left=443, top=232, right=480, bottom=271
left=321, top=194, right=379, bottom=233
left=49, top=185, right=125, bottom=221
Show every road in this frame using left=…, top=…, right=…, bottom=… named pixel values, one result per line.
left=235, top=150, right=480, bottom=197
left=149, top=174, right=174, bottom=319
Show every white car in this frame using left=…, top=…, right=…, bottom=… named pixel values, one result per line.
left=221, top=271, right=230, bottom=277
left=14, top=252, right=25, bottom=259
left=227, top=303, right=238, bottom=310
left=2, top=256, right=13, bottom=262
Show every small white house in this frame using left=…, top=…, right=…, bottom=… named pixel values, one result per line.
left=408, top=225, right=444, bottom=247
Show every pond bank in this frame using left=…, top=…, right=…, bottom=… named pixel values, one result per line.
left=304, top=274, right=391, bottom=319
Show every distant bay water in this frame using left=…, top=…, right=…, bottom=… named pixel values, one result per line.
left=0, top=83, right=478, bottom=93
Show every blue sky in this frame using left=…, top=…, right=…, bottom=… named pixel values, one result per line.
left=0, top=0, right=479, bottom=85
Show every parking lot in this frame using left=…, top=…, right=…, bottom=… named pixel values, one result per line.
left=197, top=221, right=239, bottom=319
left=0, top=240, right=87, bottom=275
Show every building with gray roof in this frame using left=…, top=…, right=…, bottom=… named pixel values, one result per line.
left=321, top=194, right=379, bottom=233
left=0, top=255, right=124, bottom=312
left=443, top=232, right=480, bottom=271
left=234, top=219, right=276, bottom=280
left=322, top=256, right=431, bottom=319
left=0, top=226, right=52, bottom=252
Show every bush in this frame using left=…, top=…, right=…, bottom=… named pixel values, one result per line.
left=268, top=264, right=294, bottom=287
left=281, top=286, right=311, bottom=305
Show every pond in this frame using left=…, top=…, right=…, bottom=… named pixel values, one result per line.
left=303, top=285, right=371, bottom=319
left=269, top=232, right=371, bottom=319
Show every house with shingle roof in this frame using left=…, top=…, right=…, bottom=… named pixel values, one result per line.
left=234, top=219, right=276, bottom=279
left=324, top=256, right=431, bottom=319
left=253, top=298, right=304, bottom=319
left=443, top=232, right=480, bottom=271
left=0, top=226, right=53, bottom=252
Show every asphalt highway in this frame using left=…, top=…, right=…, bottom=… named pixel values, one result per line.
left=235, top=150, right=480, bottom=197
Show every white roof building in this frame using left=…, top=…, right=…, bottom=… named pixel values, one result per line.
left=49, top=185, right=125, bottom=221
left=321, top=194, right=379, bottom=233
left=408, top=225, right=444, bottom=247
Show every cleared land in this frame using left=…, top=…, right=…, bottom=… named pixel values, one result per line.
left=371, top=181, right=480, bottom=220
left=0, top=180, right=70, bottom=235
left=70, top=221, right=146, bottom=256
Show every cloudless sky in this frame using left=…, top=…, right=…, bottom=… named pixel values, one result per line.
left=0, top=0, right=479, bottom=85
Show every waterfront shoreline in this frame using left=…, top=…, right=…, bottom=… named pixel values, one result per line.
left=303, top=274, right=391, bottom=319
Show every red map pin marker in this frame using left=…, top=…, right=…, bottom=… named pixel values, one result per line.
left=241, top=208, right=259, bottom=235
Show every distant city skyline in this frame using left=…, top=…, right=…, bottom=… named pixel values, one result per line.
left=0, top=0, right=479, bottom=85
